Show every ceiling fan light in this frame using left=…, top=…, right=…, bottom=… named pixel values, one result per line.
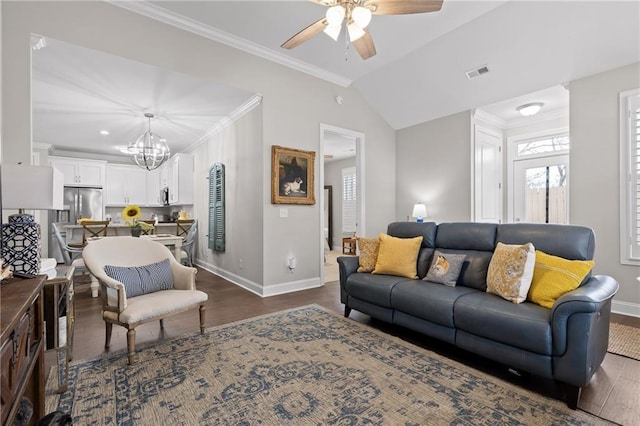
left=323, top=24, right=341, bottom=41
left=516, top=102, right=544, bottom=117
left=347, top=22, right=365, bottom=42
left=352, top=7, right=372, bottom=29
left=326, top=5, right=345, bottom=27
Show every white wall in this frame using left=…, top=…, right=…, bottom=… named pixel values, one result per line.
left=1, top=1, right=396, bottom=294
left=324, top=157, right=356, bottom=247
left=570, top=62, right=640, bottom=314
left=396, top=111, right=473, bottom=223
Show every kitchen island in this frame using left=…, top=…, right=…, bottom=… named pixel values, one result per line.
left=63, top=222, right=180, bottom=243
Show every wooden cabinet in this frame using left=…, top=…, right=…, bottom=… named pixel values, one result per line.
left=167, top=153, right=194, bottom=205
left=146, top=168, right=162, bottom=206
left=50, top=157, right=106, bottom=187
left=105, top=164, right=147, bottom=206
left=1, top=276, right=45, bottom=425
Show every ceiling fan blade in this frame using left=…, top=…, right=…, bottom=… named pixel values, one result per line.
left=281, top=18, right=328, bottom=49
left=366, top=0, right=444, bottom=15
left=352, top=30, right=376, bottom=60
left=308, top=0, right=336, bottom=5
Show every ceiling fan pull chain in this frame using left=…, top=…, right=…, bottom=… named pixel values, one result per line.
left=344, top=25, right=350, bottom=62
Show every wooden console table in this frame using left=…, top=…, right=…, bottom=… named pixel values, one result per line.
left=342, top=237, right=357, bottom=255
left=44, top=265, right=75, bottom=393
left=1, top=275, right=46, bottom=425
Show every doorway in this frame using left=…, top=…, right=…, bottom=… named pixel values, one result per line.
left=513, top=155, right=569, bottom=224
left=320, top=124, right=365, bottom=284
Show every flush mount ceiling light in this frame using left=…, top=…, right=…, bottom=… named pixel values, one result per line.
left=126, top=113, right=170, bottom=171
left=282, top=0, right=444, bottom=60
left=516, top=102, right=544, bottom=117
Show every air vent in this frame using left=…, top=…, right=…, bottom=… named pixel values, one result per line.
left=465, top=64, right=490, bottom=80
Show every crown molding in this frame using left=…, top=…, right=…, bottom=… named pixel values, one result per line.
left=186, top=94, right=263, bottom=152
left=32, top=142, right=53, bottom=152
left=106, top=1, right=352, bottom=88
left=472, top=109, right=506, bottom=128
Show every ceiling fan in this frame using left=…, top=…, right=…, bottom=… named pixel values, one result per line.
left=281, top=0, right=444, bottom=60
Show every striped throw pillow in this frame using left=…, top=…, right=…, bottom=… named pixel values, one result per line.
left=104, top=258, right=174, bottom=298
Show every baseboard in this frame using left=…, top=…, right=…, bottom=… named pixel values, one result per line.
left=195, top=260, right=323, bottom=297
left=612, top=300, right=640, bottom=318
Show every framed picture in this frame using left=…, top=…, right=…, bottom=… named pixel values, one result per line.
left=271, top=145, right=316, bottom=205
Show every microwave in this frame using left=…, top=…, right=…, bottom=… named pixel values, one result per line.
left=161, top=187, right=170, bottom=206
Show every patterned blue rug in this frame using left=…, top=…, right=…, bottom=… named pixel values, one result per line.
left=46, top=304, right=612, bottom=425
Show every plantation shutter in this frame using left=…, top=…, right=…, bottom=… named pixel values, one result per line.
left=630, top=94, right=640, bottom=259
left=342, top=167, right=357, bottom=234
left=208, top=163, right=225, bottom=252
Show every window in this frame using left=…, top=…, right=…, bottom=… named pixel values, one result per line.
left=517, top=135, right=570, bottom=156
left=620, top=89, right=640, bottom=264
left=342, top=167, right=357, bottom=234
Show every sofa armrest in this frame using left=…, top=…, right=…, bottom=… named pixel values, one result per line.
left=551, top=275, right=619, bottom=386
left=337, top=256, right=359, bottom=304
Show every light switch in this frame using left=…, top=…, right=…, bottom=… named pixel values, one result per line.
left=280, top=208, right=288, bottom=218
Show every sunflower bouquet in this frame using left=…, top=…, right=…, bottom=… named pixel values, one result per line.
left=121, top=205, right=154, bottom=231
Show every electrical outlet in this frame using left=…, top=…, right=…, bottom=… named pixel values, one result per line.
left=280, top=208, right=288, bottom=218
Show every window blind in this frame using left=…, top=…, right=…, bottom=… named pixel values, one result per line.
left=621, top=91, right=640, bottom=263
left=342, top=167, right=357, bottom=234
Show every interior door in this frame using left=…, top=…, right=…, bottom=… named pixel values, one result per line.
left=513, top=155, right=569, bottom=224
left=474, top=126, right=503, bottom=223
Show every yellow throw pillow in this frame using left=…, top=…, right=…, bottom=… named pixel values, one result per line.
left=487, top=242, right=536, bottom=304
left=357, top=237, right=380, bottom=273
left=527, top=250, right=595, bottom=308
left=372, top=233, right=423, bottom=279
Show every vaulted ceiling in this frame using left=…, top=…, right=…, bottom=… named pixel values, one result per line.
left=32, top=1, right=640, bottom=158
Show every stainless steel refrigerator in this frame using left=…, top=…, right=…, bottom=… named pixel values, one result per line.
left=48, top=186, right=103, bottom=262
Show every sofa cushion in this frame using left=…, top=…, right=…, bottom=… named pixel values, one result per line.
left=486, top=242, right=536, bottom=304
left=454, top=292, right=553, bottom=355
left=372, top=233, right=423, bottom=279
left=346, top=273, right=410, bottom=308
left=527, top=250, right=595, bottom=308
left=392, top=280, right=477, bottom=328
left=387, top=221, right=437, bottom=248
left=356, top=237, right=379, bottom=273
left=424, top=250, right=466, bottom=286
left=496, top=223, right=595, bottom=261
left=435, top=222, right=497, bottom=252
left=104, top=258, right=174, bottom=298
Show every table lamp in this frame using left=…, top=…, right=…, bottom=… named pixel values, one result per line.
left=1, top=163, right=63, bottom=276
left=412, top=203, right=427, bottom=223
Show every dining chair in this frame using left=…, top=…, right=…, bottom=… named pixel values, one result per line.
left=176, top=219, right=194, bottom=237
left=52, top=223, right=98, bottom=295
left=80, top=220, right=110, bottom=246
left=82, top=237, right=208, bottom=365
left=139, top=220, right=156, bottom=235
left=180, top=221, right=198, bottom=267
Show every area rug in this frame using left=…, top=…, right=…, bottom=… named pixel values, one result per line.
left=608, top=322, right=640, bottom=361
left=46, top=305, right=612, bottom=425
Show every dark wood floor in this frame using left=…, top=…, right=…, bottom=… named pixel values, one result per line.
left=57, top=268, right=640, bottom=425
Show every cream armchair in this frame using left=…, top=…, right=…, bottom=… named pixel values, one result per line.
left=82, top=237, right=208, bottom=365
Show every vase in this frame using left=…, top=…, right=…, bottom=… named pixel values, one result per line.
left=131, top=227, right=141, bottom=237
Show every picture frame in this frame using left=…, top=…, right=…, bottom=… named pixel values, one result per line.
left=271, top=145, right=316, bottom=205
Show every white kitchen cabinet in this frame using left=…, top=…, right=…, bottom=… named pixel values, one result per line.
left=146, top=168, right=162, bottom=206
left=105, top=164, right=147, bottom=206
left=50, top=157, right=106, bottom=187
left=167, top=153, right=194, bottom=205
left=159, top=163, right=169, bottom=189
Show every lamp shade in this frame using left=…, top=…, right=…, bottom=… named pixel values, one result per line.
left=1, top=164, right=63, bottom=210
left=412, top=203, right=427, bottom=222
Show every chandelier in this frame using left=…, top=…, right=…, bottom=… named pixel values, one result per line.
left=127, top=113, right=170, bottom=171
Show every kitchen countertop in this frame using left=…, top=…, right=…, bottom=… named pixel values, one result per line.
left=63, top=222, right=178, bottom=229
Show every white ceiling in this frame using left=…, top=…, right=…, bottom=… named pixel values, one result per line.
left=31, top=0, right=639, bottom=159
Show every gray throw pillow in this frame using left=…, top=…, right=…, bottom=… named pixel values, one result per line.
left=424, top=251, right=466, bottom=287
left=104, top=258, right=174, bottom=298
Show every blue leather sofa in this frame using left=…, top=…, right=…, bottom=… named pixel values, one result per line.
left=337, top=222, right=619, bottom=408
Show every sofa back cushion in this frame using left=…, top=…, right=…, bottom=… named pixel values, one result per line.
left=387, top=222, right=437, bottom=278
left=496, top=224, right=595, bottom=260
left=434, top=223, right=497, bottom=290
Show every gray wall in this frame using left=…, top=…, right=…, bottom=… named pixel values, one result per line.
left=324, top=157, right=357, bottom=249
left=570, top=63, right=640, bottom=314
left=396, top=111, right=473, bottom=223
left=1, top=1, right=396, bottom=294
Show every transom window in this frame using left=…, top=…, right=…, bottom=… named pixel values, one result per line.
left=516, top=135, right=570, bottom=157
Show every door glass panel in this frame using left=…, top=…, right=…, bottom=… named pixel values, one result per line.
left=524, top=164, right=567, bottom=223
